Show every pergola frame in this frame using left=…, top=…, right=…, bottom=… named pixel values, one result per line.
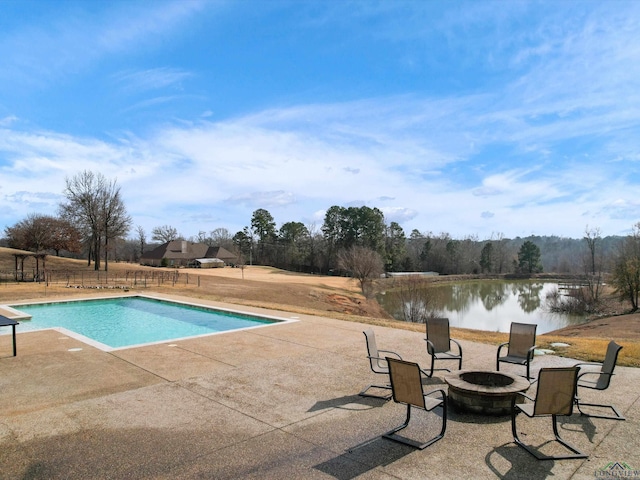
left=12, top=253, right=47, bottom=282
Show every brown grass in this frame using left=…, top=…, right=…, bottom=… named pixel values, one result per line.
left=1, top=247, right=638, bottom=367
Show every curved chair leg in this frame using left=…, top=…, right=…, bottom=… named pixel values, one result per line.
left=383, top=401, right=446, bottom=450
left=576, top=399, right=625, bottom=420
left=512, top=409, right=587, bottom=460
left=550, top=415, right=587, bottom=459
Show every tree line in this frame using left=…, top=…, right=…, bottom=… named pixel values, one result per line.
left=2, top=170, right=640, bottom=310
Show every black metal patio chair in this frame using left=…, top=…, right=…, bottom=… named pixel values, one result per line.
left=574, top=340, right=625, bottom=420
left=383, top=357, right=447, bottom=450
left=424, top=317, right=462, bottom=377
left=511, top=366, right=586, bottom=460
left=497, top=322, right=537, bottom=381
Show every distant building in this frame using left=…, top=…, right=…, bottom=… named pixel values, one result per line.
left=194, top=258, right=225, bottom=269
left=140, top=240, right=236, bottom=268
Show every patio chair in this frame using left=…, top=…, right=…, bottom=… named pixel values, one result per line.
left=574, top=341, right=625, bottom=420
left=497, top=322, right=537, bottom=381
left=383, top=357, right=447, bottom=449
left=424, top=317, right=462, bottom=377
left=512, top=366, right=586, bottom=460
left=359, top=329, right=403, bottom=400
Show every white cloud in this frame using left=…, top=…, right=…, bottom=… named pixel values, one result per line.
left=112, top=68, right=193, bottom=94
left=1, top=2, right=640, bottom=240
left=226, top=191, right=296, bottom=208
left=381, top=207, right=419, bottom=224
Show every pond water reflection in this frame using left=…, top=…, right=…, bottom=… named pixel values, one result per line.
left=377, top=280, right=585, bottom=334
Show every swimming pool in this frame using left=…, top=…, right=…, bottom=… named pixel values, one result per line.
left=8, top=296, right=292, bottom=351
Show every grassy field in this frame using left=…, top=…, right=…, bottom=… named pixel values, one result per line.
left=1, top=247, right=638, bottom=367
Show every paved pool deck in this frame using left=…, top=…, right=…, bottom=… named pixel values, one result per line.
left=1, top=295, right=639, bottom=479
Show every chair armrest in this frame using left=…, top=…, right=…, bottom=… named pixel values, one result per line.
left=497, top=342, right=509, bottom=357
left=366, top=354, right=386, bottom=362
left=577, top=369, right=613, bottom=390
left=378, top=349, right=402, bottom=360
left=574, top=361, right=603, bottom=369
left=367, top=354, right=393, bottom=372
left=450, top=338, right=462, bottom=356
left=527, top=345, right=538, bottom=359
left=577, top=370, right=612, bottom=381
left=425, top=340, right=435, bottom=355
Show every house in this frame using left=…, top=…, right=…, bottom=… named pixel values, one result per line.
left=140, top=240, right=237, bottom=268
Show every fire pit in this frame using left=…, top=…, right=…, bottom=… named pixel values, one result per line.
left=444, top=370, right=530, bottom=416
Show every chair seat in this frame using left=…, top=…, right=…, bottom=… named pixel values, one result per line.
left=433, top=351, right=461, bottom=360
left=500, top=354, right=529, bottom=365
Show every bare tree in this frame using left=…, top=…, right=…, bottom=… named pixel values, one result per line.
left=612, top=222, right=640, bottom=311
left=136, top=225, right=146, bottom=260
left=47, top=217, right=83, bottom=255
left=337, top=245, right=384, bottom=297
left=101, top=178, right=131, bottom=271
left=210, top=228, right=234, bottom=250
left=490, top=232, right=508, bottom=273
left=582, top=225, right=605, bottom=304
left=390, top=275, right=435, bottom=323
left=4, top=214, right=81, bottom=254
left=5, top=213, right=50, bottom=252
left=60, top=171, right=130, bottom=270
left=152, top=225, right=180, bottom=243
left=584, top=226, right=602, bottom=275
left=60, top=171, right=101, bottom=269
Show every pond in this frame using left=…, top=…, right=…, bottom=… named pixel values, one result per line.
left=377, top=279, right=585, bottom=334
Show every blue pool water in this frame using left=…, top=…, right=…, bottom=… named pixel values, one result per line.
left=12, top=296, right=280, bottom=350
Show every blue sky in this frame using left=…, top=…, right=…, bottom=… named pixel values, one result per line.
left=1, top=0, right=639, bottom=242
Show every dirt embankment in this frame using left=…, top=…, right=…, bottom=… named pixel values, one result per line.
left=548, top=312, right=640, bottom=339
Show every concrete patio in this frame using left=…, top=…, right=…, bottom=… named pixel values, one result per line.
left=1, top=295, right=639, bottom=479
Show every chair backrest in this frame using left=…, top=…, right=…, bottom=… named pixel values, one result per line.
left=387, top=357, right=426, bottom=409
left=533, top=367, right=578, bottom=416
left=508, top=322, right=537, bottom=359
left=426, top=317, right=451, bottom=353
left=363, top=329, right=387, bottom=373
left=595, top=341, right=623, bottom=390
